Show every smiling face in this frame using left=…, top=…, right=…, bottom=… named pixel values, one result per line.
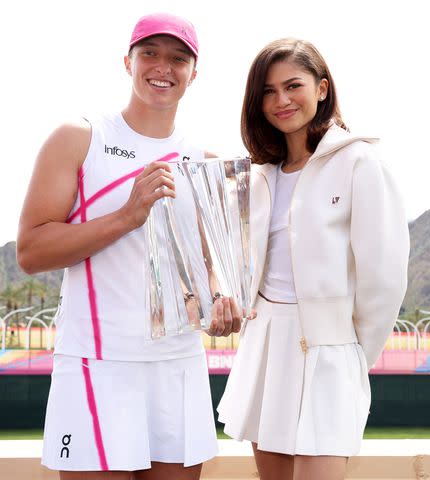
left=262, top=59, right=328, bottom=139
left=124, top=35, right=197, bottom=112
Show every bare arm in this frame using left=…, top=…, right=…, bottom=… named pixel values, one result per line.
left=17, top=119, right=175, bottom=274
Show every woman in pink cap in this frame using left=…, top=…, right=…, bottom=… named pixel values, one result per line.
left=17, top=12, right=240, bottom=480
left=218, top=38, right=409, bottom=479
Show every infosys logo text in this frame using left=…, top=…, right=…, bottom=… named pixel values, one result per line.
left=105, top=145, right=136, bottom=159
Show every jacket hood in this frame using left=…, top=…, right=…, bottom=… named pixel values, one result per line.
left=312, top=123, right=379, bottom=160
left=255, top=123, right=379, bottom=176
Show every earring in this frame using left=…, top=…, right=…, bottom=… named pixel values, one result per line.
left=320, top=96, right=325, bottom=101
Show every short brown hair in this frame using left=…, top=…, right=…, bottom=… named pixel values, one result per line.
left=241, top=38, right=347, bottom=165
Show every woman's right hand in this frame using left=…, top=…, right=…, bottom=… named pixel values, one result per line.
left=120, top=161, right=176, bottom=229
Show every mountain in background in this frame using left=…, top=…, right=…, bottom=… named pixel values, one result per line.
left=403, top=209, right=430, bottom=311
left=1, top=210, right=430, bottom=312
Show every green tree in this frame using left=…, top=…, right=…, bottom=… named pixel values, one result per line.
left=0, top=283, right=22, bottom=312
left=18, top=278, right=53, bottom=348
left=0, top=284, right=24, bottom=346
left=18, top=278, right=48, bottom=309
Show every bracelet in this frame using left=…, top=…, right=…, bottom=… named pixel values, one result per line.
left=212, top=292, right=224, bottom=303
left=184, top=292, right=195, bottom=304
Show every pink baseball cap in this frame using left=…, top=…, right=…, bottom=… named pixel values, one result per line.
left=129, top=13, right=199, bottom=59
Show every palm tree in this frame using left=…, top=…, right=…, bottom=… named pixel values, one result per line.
left=0, top=283, right=22, bottom=313
left=18, top=278, right=51, bottom=347
left=19, top=277, right=48, bottom=309
left=0, top=284, right=24, bottom=347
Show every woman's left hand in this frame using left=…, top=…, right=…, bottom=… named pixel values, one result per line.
left=245, top=309, right=257, bottom=321
left=207, top=296, right=242, bottom=337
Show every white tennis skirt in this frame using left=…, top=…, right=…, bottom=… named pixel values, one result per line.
left=217, top=296, right=371, bottom=457
left=42, top=353, right=218, bottom=471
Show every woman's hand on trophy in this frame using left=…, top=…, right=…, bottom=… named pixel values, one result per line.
left=245, top=309, right=257, bottom=321
left=119, top=161, right=176, bottom=230
left=207, top=296, right=242, bottom=337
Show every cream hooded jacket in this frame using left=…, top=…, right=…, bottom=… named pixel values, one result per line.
left=248, top=124, right=410, bottom=368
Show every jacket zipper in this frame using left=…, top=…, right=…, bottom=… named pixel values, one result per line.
left=286, top=143, right=344, bottom=353
left=287, top=162, right=309, bottom=354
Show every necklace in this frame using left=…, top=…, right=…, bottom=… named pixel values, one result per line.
left=282, top=152, right=312, bottom=173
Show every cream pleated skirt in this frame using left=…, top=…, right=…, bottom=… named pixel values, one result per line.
left=217, top=296, right=371, bottom=456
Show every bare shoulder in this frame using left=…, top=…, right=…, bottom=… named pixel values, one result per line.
left=41, top=118, right=92, bottom=169
left=26, top=118, right=92, bottom=214
left=19, top=118, right=93, bottom=233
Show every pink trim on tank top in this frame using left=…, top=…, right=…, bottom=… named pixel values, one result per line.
left=68, top=152, right=179, bottom=223
left=82, top=358, right=108, bottom=471
left=78, top=167, right=103, bottom=360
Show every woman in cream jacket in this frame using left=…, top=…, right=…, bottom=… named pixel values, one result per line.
left=218, top=38, right=409, bottom=480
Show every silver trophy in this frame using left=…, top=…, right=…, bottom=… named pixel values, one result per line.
left=144, top=157, right=251, bottom=339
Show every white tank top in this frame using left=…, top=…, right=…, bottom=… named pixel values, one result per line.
left=54, top=112, right=205, bottom=361
left=260, top=166, right=301, bottom=303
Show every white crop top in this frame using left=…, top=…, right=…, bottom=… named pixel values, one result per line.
left=260, top=166, right=301, bottom=303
